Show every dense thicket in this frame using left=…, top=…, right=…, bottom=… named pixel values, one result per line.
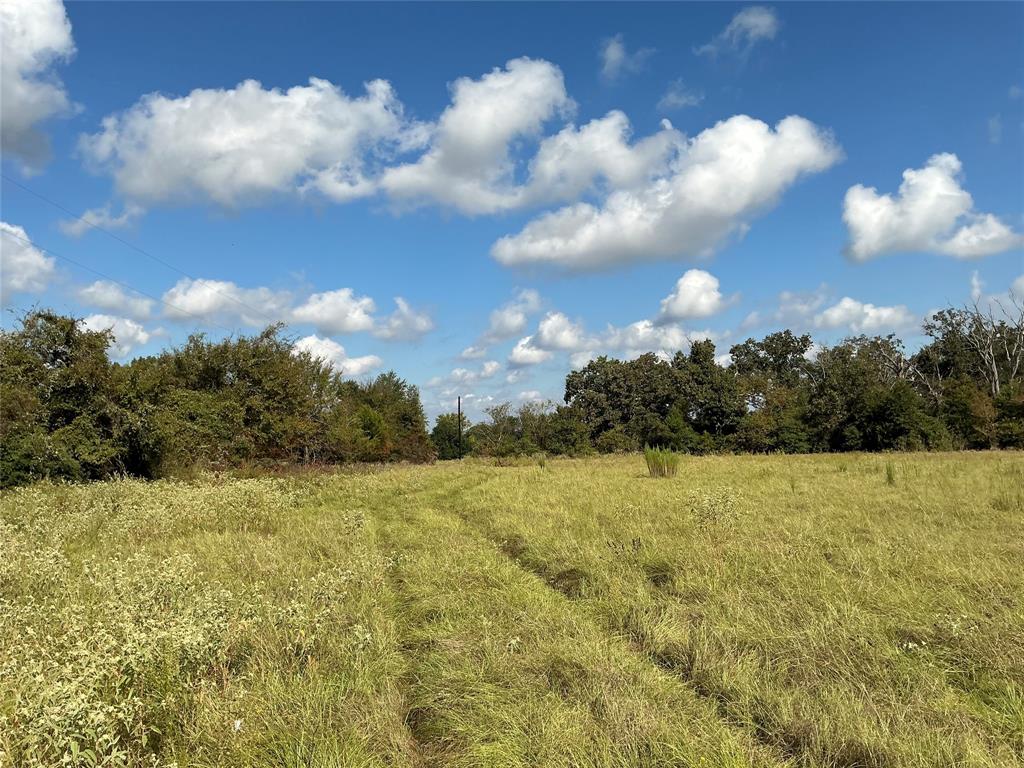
left=444, top=302, right=1024, bottom=459
left=2, top=301, right=1020, bottom=486
left=0, top=312, right=431, bottom=487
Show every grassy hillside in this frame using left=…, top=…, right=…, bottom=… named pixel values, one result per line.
left=2, top=453, right=1022, bottom=767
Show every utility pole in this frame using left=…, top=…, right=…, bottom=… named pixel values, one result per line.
left=457, top=395, right=463, bottom=459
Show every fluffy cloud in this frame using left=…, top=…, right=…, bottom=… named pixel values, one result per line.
left=524, top=112, right=681, bottom=205
left=292, top=334, right=381, bottom=377
left=814, top=297, right=917, bottom=334
left=0, top=0, right=75, bottom=170
left=535, top=311, right=590, bottom=350
left=493, top=115, right=841, bottom=270
left=291, top=288, right=376, bottom=335
left=843, top=153, right=1023, bottom=260
left=599, top=34, right=654, bottom=82
left=59, top=203, right=143, bottom=238
left=380, top=58, right=572, bottom=214
left=81, top=314, right=152, bottom=358
left=79, top=78, right=412, bottom=208
left=508, top=335, right=553, bottom=366
left=433, top=360, right=502, bottom=389
left=0, top=221, right=56, bottom=300
left=695, top=6, right=779, bottom=58
left=657, top=80, right=703, bottom=112
left=372, top=297, right=434, bottom=341
left=603, top=320, right=695, bottom=357
left=78, top=280, right=154, bottom=320
left=162, top=278, right=291, bottom=326
left=463, top=289, right=543, bottom=357
left=659, top=269, right=732, bottom=320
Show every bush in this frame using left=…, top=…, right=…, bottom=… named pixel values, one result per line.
left=595, top=426, right=638, bottom=454
left=644, top=446, right=680, bottom=478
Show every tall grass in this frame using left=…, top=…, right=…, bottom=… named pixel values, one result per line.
left=643, top=446, right=680, bottom=478
left=2, top=453, right=1020, bottom=766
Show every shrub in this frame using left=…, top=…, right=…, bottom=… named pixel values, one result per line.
left=644, top=446, right=680, bottom=478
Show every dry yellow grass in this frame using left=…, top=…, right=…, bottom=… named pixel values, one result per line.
left=2, top=452, right=1022, bottom=766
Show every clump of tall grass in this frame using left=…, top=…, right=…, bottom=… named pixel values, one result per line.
left=992, top=486, right=1023, bottom=512
left=644, top=446, right=680, bottom=478
left=885, top=461, right=897, bottom=486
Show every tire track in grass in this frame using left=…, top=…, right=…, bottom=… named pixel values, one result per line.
left=441, top=470, right=897, bottom=768
left=462, top=515, right=799, bottom=768
left=366, top=465, right=776, bottom=768
left=444, top=468, right=978, bottom=768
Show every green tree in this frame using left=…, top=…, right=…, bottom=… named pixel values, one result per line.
left=431, top=412, right=470, bottom=459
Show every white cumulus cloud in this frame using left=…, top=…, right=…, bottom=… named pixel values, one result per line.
left=291, top=287, right=376, bottom=335
left=492, top=114, right=841, bottom=271
left=380, top=58, right=573, bottom=214
left=815, top=297, right=917, bottom=334
left=162, top=277, right=291, bottom=326
left=659, top=269, right=732, bottom=320
left=535, top=311, right=591, bottom=350
left=0, top=221, right=56, bottom=301
left=843, top=153, right=1023, bottom=261
left=524, top=111, right=682, bottom=205
left=372, top=297, right=434, bottom=341
left=0, top=0, right=75, bottom=171
left=78, top=280, right=154, bottom=320
left=292, top=334, right=381, bottom=377
left=508, top=335, right=553, bottom=366
left=79, top=77, right=412, bottom=208
left=466, top=289, right=543, bottom=357
left=81, top=314, right=152, bottom=358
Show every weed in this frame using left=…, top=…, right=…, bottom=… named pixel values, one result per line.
left=644, top=446, right=680, bottom=478
left=885, top=461, right=897, bottom=486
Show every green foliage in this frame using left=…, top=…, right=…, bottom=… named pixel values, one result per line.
left=3, top=298, right=1022, bottom=490
left=643, top=446, right=680, bottom=478
left=0, top=311, right=135, bottom=486
left=431, top=412, right=469, bottom=460
left=0, top=313, right=433, bottom=487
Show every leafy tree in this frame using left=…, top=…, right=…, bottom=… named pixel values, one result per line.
left=431, top=412, right=470, bottom=460
left=0, top=311, right=133, bottom=485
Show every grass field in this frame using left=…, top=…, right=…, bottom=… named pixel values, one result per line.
left=2, top=453, right=1022, bottom=767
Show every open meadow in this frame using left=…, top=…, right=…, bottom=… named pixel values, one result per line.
left=2, top=452, right=1022, bottom=768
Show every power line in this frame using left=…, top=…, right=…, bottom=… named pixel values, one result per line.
left=1, top=173, right=282, bottom=328
left=1, top=228, right=244, bottom=337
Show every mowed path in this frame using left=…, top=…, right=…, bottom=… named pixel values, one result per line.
left=2, top=453, right=1022, bottom=767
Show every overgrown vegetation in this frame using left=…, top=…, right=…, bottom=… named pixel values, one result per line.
left=1, top=298, right=1021, bottom=488
left=644, top=446, right=680, bottom=478
left=2, top=454, right=1021, bottom=766
left=0, top=312, right=431, bottom=487
left=440, top=300, right=1023, bottom=461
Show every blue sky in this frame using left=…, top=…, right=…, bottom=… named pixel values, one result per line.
left=2, top=1, right=1022, bottom=421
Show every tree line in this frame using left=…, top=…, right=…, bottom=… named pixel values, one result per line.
left=1, top=300, right=1020, bottom=487
left=432, top=301, right=1024, bottom=459
left=0, top=312, right=431, bottom=487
